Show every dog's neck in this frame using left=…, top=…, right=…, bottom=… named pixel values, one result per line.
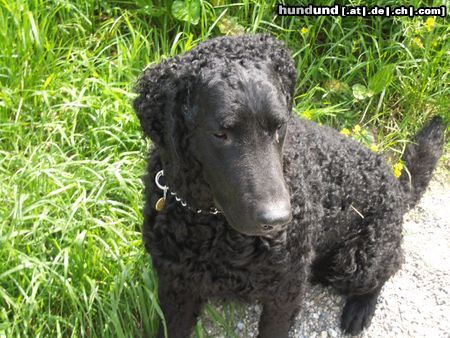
left=155, top=149, right=219, bottom=213
left=154, top=169, right=221, bottom=215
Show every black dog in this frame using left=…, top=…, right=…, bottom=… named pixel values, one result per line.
left=133, top=34, right=444, bottom=337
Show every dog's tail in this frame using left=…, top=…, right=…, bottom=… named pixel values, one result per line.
left=400, top=116, right=445, bottom=209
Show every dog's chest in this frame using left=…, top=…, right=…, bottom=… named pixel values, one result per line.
left=152, top=218, right=293, bottom=299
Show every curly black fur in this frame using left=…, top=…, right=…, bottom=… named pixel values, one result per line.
left=133, top=34, right=445, bottom=338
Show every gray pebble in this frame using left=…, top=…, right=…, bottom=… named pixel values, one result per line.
left=327, top=328, right=337, bottom=337
left=236, top=322, right=245, bottom=331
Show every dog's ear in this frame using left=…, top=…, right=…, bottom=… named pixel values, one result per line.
left=133, top=60, right=187, bottom=146
left=134, top=59, right=195, bottom=189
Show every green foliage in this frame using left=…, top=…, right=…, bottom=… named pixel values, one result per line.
left=171, top=0, right=201, bottom=25
left=368, top=64, right=394, bottom=95
left=0, top=0, right=448, bottom=337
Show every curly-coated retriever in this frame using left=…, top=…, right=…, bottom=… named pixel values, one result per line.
left=133, top=34, right=445, bottom=338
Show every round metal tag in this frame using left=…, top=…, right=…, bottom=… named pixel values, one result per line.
left=155, top=197, right=165, bottom=211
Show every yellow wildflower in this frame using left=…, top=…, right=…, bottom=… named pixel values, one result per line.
left=301, top=27, right=309, bottom=36
left=412, top=37, right=424, bottom=49
left=424, top=17, right=435, bottom=32
left=218, top=17, right=245, bottom=36
left=340, top=128, right=351, bottom=136
left=393, top=161, right=404, bottom=178
left=352, top=124, right=361, bottom=134
left=302, top=110, right=313, bottom=120
left=370, top=144, right=379, bottom=153
left=325, top=79, right=349, bottom=92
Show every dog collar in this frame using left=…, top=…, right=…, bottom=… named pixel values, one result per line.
left=154, top=170, right=221, bottom=215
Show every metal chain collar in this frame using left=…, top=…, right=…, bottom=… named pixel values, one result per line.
left=154, top=170, right=221, bottom=215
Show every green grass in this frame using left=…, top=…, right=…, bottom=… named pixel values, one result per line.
left=0, top=0, right=448, bottom=337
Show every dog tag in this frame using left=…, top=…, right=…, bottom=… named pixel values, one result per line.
left=155, top=197, right=165, bottom=211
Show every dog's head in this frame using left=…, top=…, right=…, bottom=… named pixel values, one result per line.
left=134, top=34, right=297, bottom=236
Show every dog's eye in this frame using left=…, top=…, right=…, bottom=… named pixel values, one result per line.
left=275, top=123, right=286, bottom=143
left=213, top=132, right=227, bottom=140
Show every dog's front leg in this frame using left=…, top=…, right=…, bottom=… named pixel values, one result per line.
left=156, top=282, right=203, bottom=338
left=257, top=299, right=301, bottom=338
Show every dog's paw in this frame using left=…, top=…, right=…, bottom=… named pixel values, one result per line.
left=341, top=292, right=378, bottom=336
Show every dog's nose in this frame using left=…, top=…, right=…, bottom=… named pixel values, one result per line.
left=256, top=204, right=292, bottom=231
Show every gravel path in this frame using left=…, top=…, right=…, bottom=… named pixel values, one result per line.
left=202, top=165, right=449, bottom=338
